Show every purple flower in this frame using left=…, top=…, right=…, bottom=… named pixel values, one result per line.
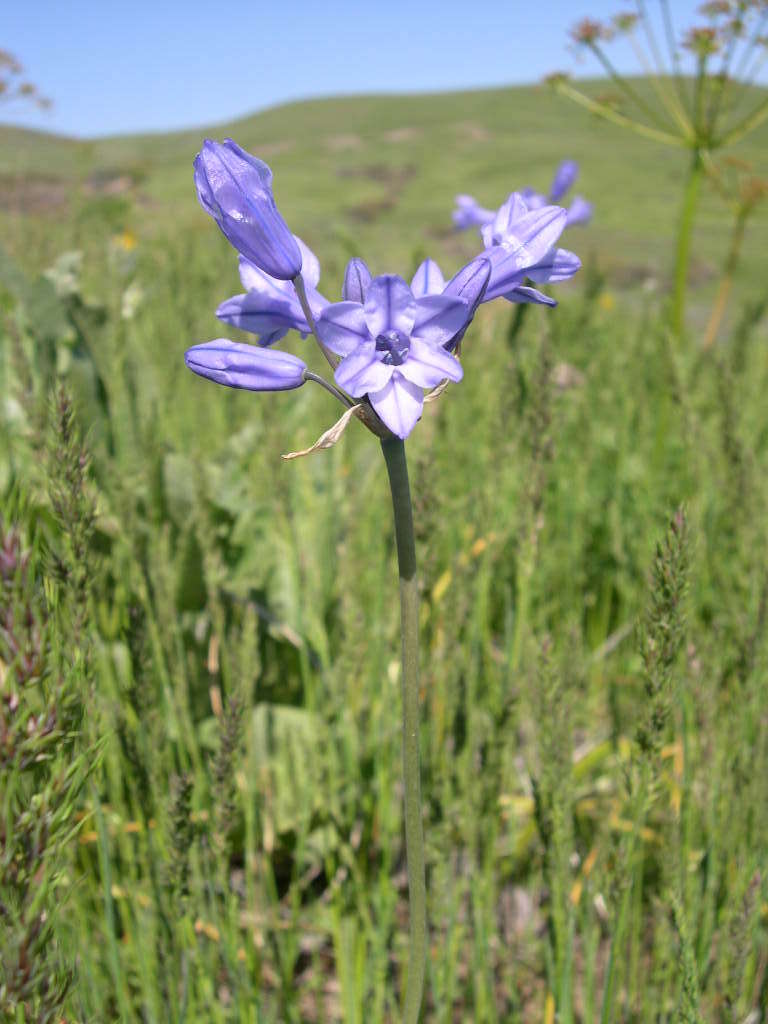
left=410, top=256, right=491, bottom=351
left=524, top=160, right=593, bottom=227
left=317, top=275, right=469, bottom=438
left=454, top=157, right=593, bottom=234
left=185, top=339, right=307, bottom=391
left=549, top=159, right=579, bottom=202
left=194, top=139, right=302, bottom=280
left=478, top=193, right=581, bottom=304
left=452, top=194, right=495, bottom=230
left=216, top=237, right=329, bottom=347
left=564, top=195, right=593, bottom=227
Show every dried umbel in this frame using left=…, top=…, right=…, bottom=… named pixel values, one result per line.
left=553, top=1, right=768, bottom=342
left=0, top=48, right=50, bottom=110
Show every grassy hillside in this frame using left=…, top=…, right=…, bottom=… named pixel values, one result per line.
left=2, top=79, right=768, bottom=307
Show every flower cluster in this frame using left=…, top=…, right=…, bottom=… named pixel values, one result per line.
left=185, top=139, right=582, bottom=439
left=454, top=158, right=592, bottom=235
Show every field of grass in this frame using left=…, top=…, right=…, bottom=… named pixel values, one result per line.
left=1, top=79, right=768, bottom=1022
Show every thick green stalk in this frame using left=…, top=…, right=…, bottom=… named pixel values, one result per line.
left=671, top=149, right=704, bottom=343
left=381, top=437, right=427, bottom=1024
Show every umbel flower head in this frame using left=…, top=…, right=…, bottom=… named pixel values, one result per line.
left=194, top=138, right=303, bottom=280
left=185, top=140, right=580, bottom=442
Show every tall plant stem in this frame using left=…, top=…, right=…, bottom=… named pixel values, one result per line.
left=381, top=436, right=427, bottom=1024
left=702, top=207, right=748, bottom=351
left=671, top=149, right=704, bottom=343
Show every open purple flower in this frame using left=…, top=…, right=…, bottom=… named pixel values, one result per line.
left=317, top=275, right=469, bottom=438
left=216, top=236, right=329, bottom=347
left=477, top=192, right=581, bottom=305
left=185, top=339, right=307, bottom=391
left=194, top=139, right=302, bottom=280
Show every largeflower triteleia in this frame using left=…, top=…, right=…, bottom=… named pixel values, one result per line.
left=454, top=158, right=593, bottom=232
left=477, top=193, right=581, bottom=305
left=194, top=139, right=303, bottom=280
left=317, top=275, right=470, bottom=438
left=217, top=236, right=329, bottom=347
left=346, top=256, right=491, bottom=353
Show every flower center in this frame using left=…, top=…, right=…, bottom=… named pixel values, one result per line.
left=375, top=329, right=410, bottom=366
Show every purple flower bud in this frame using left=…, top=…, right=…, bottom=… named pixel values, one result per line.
left=549, top=159, right=579, bottom=202
left=193, top=139, right=302, bottom=280
left=185, top=339, right=307, bottom=391
left=342, top=258, right=373, bottom=303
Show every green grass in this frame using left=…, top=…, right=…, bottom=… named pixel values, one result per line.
left=1, top=79, right=768, bottom=1022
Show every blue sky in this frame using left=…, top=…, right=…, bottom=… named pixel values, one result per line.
left=0, top=0, right=746, bottom=138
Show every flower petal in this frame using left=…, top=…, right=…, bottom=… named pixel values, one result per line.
left=453, top=194, right=495, bottom=230
left=295, top=236, right=321, bottom=289
left=411, top=294, right=470, bottom=347
left=238, top=256, right=294, bottom=297
left=364, top=275, right=416, bottom=338
left=410, top=259, right=446, bottom=298
left=217, top=292, right=306, bottom=344
left=526, top=248, right=582, bottom=283
left=489, top=192, right=531, bottom=242
left=316, top=302, right=369, bottom=356
left=444, top=257, right=492, bottom=307
left=185, top=339, right=306, bottom=390
left=399, top=338, right=464, bottom=388
left=369, top=375, right=424, bottom=438
left=503, top=285, right=557, bottom=306
left=566, top=196, right=593, bottom=227
left=519, top=187, right=547, bottom=210
left=342, top=258, right=373, bottom=303
left=482, top=205, right=568, bottom=300
left=334, top=346, right=393, bottom=396
left=494, top=204, right=568, bottom=268
left=549, top=159, right=579, bottom=202
left=442, top=257, right=491, bottom=350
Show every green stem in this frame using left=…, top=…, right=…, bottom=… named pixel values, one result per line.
left=554, top=81, right=685, bottom=148
left=381, top=437, right=427, bottom=1024
left=671, top=149, right=704, bottom=343
left=702, top=206, right=748, bottom=351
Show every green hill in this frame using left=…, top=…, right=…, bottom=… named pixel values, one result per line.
left=2, top=79, right=767, bottom=303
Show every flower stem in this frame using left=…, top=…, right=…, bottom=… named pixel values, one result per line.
left=702, top=206, right=748, bottom=352
left=292, top=273, right=339, bottom=370
left=302, top=370, right=355, bottom=408
left=381, top=437, right=427, bottom=1024
left=671, top=148, right=704, bottom=343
